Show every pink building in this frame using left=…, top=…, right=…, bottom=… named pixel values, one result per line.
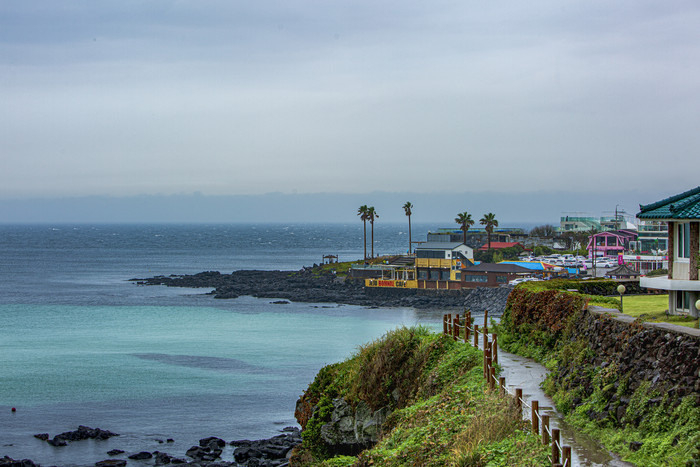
left=587, top=230, right=637, bottom=258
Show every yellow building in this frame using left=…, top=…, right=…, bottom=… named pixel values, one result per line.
left=415, top=242, right=474, bottom=289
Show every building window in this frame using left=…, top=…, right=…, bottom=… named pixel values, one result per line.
left=441, top=270, right=450, bottom=281
left=466, top=275, right=488, bottom=282
left=677, top=223, right=691, bottom=259
left=417, top=250, right=447, bottom=259
left=417, top=270, right=428, bottom=280
left=496, top=275, right=508, bottom=283
left=455, top=272, right=461, bottom=281
left=676, top=291, right=691, bottom=311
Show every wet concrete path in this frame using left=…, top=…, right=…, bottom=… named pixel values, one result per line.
left=497, top=349, right=634, bottom=466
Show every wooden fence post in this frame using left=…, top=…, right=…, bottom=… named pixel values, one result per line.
left=541, top=414, right=550, bottom=446
left=483, top=326, right=488, bottom=352
left=551, top=428, right=561, bottom=465
left=484, top=309, right=488, bottom=334
left=531, top=400, right=539, bottom=434
left=499, top=376, right=506, bottom=395
left=453, top=315, right=459, bottom=341
left=563, top=446, right=571, bottom=466
left=515, top=388, right=522, bottom=415
left=489, top=366, right=496, bottom=391
left=443, top=314, right=447, bottom=335
left=473, top=324, right=479, bottom=348
left=483, top=348, right=490, bottom=379
left=447, top=313, right=452, bottom=335
left=492, top=334, right=498, bottom=365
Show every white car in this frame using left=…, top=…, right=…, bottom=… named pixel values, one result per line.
left=508, top=278, right=528, bottom=285
left=508, top=276, right=542, bottom=285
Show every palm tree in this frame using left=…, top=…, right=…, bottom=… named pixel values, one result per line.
left=357, top=205, right=369, bottom=260
left=367, top=206, right=378, bottom=258
left=403, top=201, right=413, bottom=254
left=479, top=213, right=498, bottom=251
left=454, top=211, right=474, bottom=245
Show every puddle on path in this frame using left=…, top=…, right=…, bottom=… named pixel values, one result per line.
left=497, top=350, right=634, bottom=466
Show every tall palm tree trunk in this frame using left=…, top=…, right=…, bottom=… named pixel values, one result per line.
left=363, top=220, right=367, bottom=260
left=371, top=221, right=375, bottom=258
left=408, top=215, right=412, bottom=254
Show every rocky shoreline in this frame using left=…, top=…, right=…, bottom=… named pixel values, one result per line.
left=130, top=269, right=513, bottom=313
left=2, top=426, right=302, bottom=467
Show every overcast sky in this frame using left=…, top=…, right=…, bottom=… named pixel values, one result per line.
left=2, top=1, right=699, bottom=202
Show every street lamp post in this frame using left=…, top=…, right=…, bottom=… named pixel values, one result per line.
left=617, top=284, right=626, bottom=313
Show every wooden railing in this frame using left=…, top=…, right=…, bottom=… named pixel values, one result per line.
left=443, top=311, right=573, bottom=467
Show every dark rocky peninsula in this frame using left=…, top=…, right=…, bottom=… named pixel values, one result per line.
left=131, top=269, right=513, bottom=312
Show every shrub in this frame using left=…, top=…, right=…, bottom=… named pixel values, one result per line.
left=293, top=327, right=548, bottom=466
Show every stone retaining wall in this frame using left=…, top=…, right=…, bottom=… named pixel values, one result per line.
left=574, top=306, right=699, bottom=403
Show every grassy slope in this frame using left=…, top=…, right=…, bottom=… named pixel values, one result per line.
left=294, top=327, right=549, bottom=467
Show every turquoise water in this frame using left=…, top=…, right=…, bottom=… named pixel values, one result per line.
left=1, top=301, right=425, bottom=407
left=0, top=299, right=434, bottom=465
left=0, top=224, right=447, bottom=465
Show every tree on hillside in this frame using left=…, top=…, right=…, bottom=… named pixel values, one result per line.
left=454, top=211, right=474, bottom=244
left=479, top=212, right=498, bottom=250
left=530, top=224, right=557, bottom=238
left=587, top=226, right=600, bottom=257
left=573, top=230, right=591, bottom=251
left=368, top=206, right=379, bottom=258
left=357, top=205, right=369, bottom=260
left=561, top=231, right=575, bottom=250
left=403, top=201, right=413, bottom=254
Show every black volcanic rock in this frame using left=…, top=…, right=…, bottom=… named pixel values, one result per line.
left=95, top=460, right=127, bottom=467
left=132, top=269, right=508, bottom=311
left=127, top=451, right=153, bottom=460
left=231, top=426, right=302, bottom=465
left=38, top=426, right=119, bottom=448
left=0, top=456, right=40, bottom=467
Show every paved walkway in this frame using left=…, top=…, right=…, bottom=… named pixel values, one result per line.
left=497, top=349, right=634, bottom=466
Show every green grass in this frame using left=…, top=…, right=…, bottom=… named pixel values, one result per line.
left=294, top=327, right=549, bottom=466
left=619, top=294, right=698, bottom=328
left=309, top=255, right=399, bottom=277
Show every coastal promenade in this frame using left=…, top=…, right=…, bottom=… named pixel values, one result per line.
left=444, top=313, right=633, bottom=467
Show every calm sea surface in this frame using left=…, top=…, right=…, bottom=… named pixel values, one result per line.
left=0, top=223, right=447, bottom=466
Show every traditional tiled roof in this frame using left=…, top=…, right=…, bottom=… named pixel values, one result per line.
left=637, top=186, right=700, bottom=220
left=605, top=264, right=641, bottom=278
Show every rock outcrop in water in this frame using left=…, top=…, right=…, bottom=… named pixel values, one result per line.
left=132, top=269, right=513, bottom=311
left=34, top=425, right=119, bottom=447
left=21, top=427, right=302, bottom=467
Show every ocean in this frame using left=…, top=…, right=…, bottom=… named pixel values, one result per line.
left=0, top=223, right=448, bottom=466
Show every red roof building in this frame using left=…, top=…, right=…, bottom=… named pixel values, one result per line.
left=478, top=241, right=525, bottom=251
